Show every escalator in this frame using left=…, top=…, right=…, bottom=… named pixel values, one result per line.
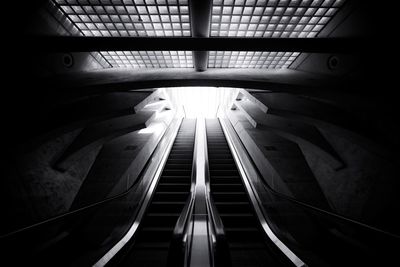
left=206, top=118, right=292, bottom=267
left=110, top=118, right=196, bottom=267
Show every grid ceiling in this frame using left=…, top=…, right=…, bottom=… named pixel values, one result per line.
left=208, top=51, right=300, bottom=68
left=53, top=0, right=191, bottom=37
left=51, top=0, right=346, bottom=69
left=101, top=51, right=193, bottom=68
left=211, top=0, right=345, bottom=37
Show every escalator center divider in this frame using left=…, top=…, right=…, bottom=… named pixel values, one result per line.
left=114, top=118, right=196, bottom=267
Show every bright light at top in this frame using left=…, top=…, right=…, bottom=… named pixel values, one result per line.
left=166, top=87, right=236, bottom=118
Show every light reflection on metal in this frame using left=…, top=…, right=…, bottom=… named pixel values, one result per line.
left=219, top=118, right=307, bottom=267
left=93, top=118, right=183, bottom=267
left=189, top=118, right=212, bottom=267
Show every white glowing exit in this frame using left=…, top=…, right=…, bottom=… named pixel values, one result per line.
left=165, top=87, right=237, bottom=118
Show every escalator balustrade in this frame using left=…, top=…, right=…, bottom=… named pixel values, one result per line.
left=206, top=118, right=292, bottom=267
left=111, top=119, right=196, bottom=267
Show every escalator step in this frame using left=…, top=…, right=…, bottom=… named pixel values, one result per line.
left=211, top=184, right=245, bottom=192
left=136, top=227, right=175, bottom=242
left=143, top=214, right=181, bottom=228
left=167, top=154, right=194, bottom=159
left=209, top=163, right=237, bottom=170
left=163, top=163, right=192, bottom=169
left=224, top=227, right=260, bottom=242
left=156, top=183, right=190, bottom=192
left=205, top=119, right=290, bottom=267
left=214, top=202, right=252, bottom=213
left=166, top=159, right=193, bottom=164
left=160, top=176, right=191, bottom=183
left=153, top=192, right=189, bottom=202
left=212, top=192, right=248, bottom=202
left=162, top=169, right=192, bottom=176
left=208, top=154, right=234, bottom=159
left=210, top=159, right=235, bottom=164
left=149, top=202, right=187, bottom=213
left=210, top=170, right=240, bottom=176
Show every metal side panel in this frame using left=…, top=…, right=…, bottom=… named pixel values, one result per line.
left=93, top=117, right=183, bottom=267
left=219, top=118, right=306, bottom=267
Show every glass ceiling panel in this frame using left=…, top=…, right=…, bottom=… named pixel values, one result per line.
left=211, top=0, right=345, bottom=37
left=101, top=51, right=193, bottom=68
left=208, top=51, right=300, bottom=68
left=53, top=0, right=191, bottom=37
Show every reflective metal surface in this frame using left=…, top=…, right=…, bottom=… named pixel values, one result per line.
left=219, top=117, right=306, bottom=267
left=188, top=118, right=212, bottom=267
left=94, top=117, right=183, bottom=266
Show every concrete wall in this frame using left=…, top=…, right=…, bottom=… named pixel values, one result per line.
left=227, top=107, right=332, bottom=210
left=1, top=129, right=98, bottom=234
left=1, top=89, right=175, bottom=235
left=231, top=89, right=399, bottom=233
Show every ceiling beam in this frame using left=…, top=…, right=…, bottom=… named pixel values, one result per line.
left=189, top=0, right=213, bottom=71
left=25, top=36, right=363, bottom=54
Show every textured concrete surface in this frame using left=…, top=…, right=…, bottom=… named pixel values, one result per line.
left=2, top=129, right=100, bottom=234
left=1, top=90, right=172, bottom=235
left=234, top=97, right=343, bottom=169
left=69, top=105, right=175, bottom=209
left=227, top=108, right=331, bottom=210
left=55, top=111, right=155, bottom=171
left=303, top=128, right=399, bottom=233
left=47, top=67, right=341, bottom=94
left=247, top=89, right=399, bottom=233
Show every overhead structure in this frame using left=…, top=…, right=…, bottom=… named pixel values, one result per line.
left=189, top=0, right=213, bottom=71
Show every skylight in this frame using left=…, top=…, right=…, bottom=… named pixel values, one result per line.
left=208, top=51, right=300, bottom=68
left=50, top=0, right=347, bottom=69
left=54, top=0, right=191, bottom=37
left=101, top=51, right=193, bottom=68
left=211, top=0, right=345, bottom=37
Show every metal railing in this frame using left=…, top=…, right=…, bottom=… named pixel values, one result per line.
left=1, top=118, right=183, bottom=266
left=219, top=117, right=400, bottom=266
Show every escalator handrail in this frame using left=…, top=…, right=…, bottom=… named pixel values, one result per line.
left=221, top=118, right=400, bottom=241
left=171, top=194, right=195, bottom=242
left=260, top=178, right=400, bottom=239
left=171, top=121, right=197, bottom=238
left=0, top=118, right=180, bottom=240
left=204, top=147, right=226, bottom=239
left=206, top=195, right=225, bottom=238
left=168, top=193, right=195, bottom=267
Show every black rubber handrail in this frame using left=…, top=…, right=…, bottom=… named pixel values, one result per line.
left=204, top=121, right=225, bottom=239
left=168, top=194, right=195, bottom=267
left=222, top=118, right=400, bottom=241
left=0, top=118, right=180, bottom=240
left=206, top=195, right=225, bottom=240
left=259, top=178, right=400, bottom=239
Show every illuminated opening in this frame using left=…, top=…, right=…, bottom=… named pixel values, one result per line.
left=166, top=87, right=237, bottom=118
